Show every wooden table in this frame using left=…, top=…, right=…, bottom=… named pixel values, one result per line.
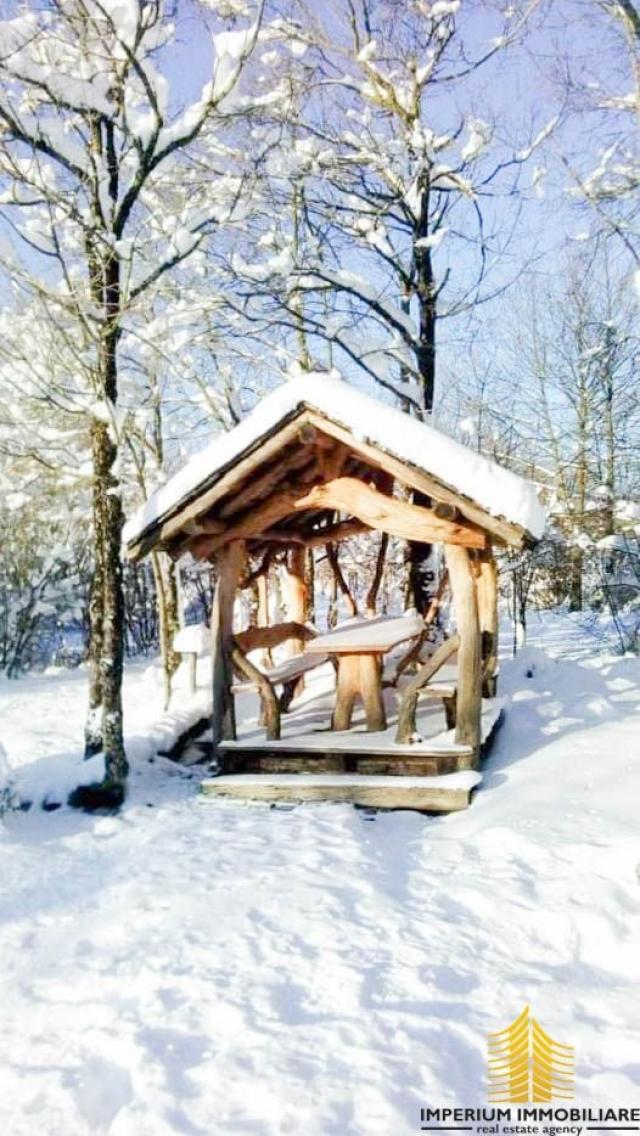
left=305, top=613, right=424, bottom=732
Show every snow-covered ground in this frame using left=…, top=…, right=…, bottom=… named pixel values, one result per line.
left=1, top=612, right=639, bottom=1135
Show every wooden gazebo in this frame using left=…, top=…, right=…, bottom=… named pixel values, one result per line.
left=124, top=376, right=544, bottom=811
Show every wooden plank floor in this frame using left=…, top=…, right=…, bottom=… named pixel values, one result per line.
left=198, top=665, right=504, bottom=812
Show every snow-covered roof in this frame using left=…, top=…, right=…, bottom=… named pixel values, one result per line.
left=124, top=374, right=545, bottom=551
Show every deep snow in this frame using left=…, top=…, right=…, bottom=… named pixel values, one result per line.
left=1, top=612, right=639, bottom=1135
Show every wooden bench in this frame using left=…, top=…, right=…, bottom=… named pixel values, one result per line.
left=231, top=622, right=328, bottom=741
left=394, top=637, right=499, bottom=743
left=232, top=650, right=328, bottom=706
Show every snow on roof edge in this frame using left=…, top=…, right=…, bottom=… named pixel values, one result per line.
left=123, top=374, right=546, bottom=548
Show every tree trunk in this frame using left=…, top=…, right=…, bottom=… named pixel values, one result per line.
left=96, top=245, right=128, bottom=789
left=306, top=548, right=315, bottom=624
left=477, top=551, right=499, bottom=697
left=325, top=543, right=357, bottom=618
left=366, top=533, right=388, bottom=616
left=85, top=437, right=105, bottom=757
left=78, top=207, right=128, bottom=802
left=603, top=330, right=616, bottom=535
left=211, top=541, right=245, bottom=747
left=408, top=519, right=439, bottom=616
left=445, top=545, right=482, bottom=761
left=408, top=181, right=439, bottom=613
left=280, top=546, right=308, bottom=696
left=152, top=551, right=181, bottom=710
left=256, top=572, right=273, bottom=669
left=72, top=396, right=128, bottom=807
left=568, top=548, right=583, bottom=612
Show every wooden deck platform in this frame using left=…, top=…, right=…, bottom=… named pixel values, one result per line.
left=200, top=665, right=504, bottom=811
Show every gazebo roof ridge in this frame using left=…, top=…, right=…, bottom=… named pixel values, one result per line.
left=123, top=372, right=546, bottom=558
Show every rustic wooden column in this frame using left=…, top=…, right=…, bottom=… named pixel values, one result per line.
left=256, top=571, right=273, bottom=669
left=444, top=544, right=482, bottom=762
left=211, top=540, right=246, bottom=747
left=477, top=549, right=499, bottom=697
left=280, top=545, right=308, bottom=699
left=281, top=546, right=308, bottom=655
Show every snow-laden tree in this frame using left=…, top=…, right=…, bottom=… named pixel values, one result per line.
left=0, top=0, right=263, bottom=803
left=226, top=0, right=550, bottom=611
left=231, top=0, right=548, bottom=408
left=456, top=247, right=640, bottom=630
left=559, top=1, right=640, bottom=264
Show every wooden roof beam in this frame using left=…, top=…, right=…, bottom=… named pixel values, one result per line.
left=254, top=518, right=369, bottom=549
left=218, top=446, right=315, bottom=520
left=295, top=477, right=487, bottom=550
left=189, top=475, right=485, bottom=561
left=304, top=410, right=525, bottom=548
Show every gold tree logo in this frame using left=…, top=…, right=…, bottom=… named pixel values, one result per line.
left=488, top=1006, right=575, bottom=1103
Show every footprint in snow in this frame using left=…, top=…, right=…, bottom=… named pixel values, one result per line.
left=62, top=1057, right=132, bottom=1131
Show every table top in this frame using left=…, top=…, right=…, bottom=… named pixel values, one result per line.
left=305, top=612, right=424, bottom=656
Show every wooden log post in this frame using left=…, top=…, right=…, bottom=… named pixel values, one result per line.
left=256, top=572, right=272, bottom=668
left=210, top=541, right=246, bottom=748
left=477, top=550, right=499, bottom=697
left=280, top=546, right=309, bottom=698
left=281, top=547, right=308, bottom=656
left=444, top=545, right=482, bottom=760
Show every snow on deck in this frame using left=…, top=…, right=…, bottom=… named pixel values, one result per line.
left=123, top=374, right=546, bottom=546
left=222, top=661, right=503, bottom=754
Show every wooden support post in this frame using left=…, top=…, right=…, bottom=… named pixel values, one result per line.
left=256, top=572, right=272, bottom=668
left=281, top=547, right=308, bottom=656
left=445, top=545, right=482, bottom=759
left=211, top=541, right=245, bottom=747
left=477, top=550, right=499, bottom=697
left=280, top=545, right=308, bottom=698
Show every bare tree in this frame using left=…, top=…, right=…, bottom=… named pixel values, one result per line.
left=0, top=0, right=262, bottom=804
left=225, top=0, right=550, bottom=610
